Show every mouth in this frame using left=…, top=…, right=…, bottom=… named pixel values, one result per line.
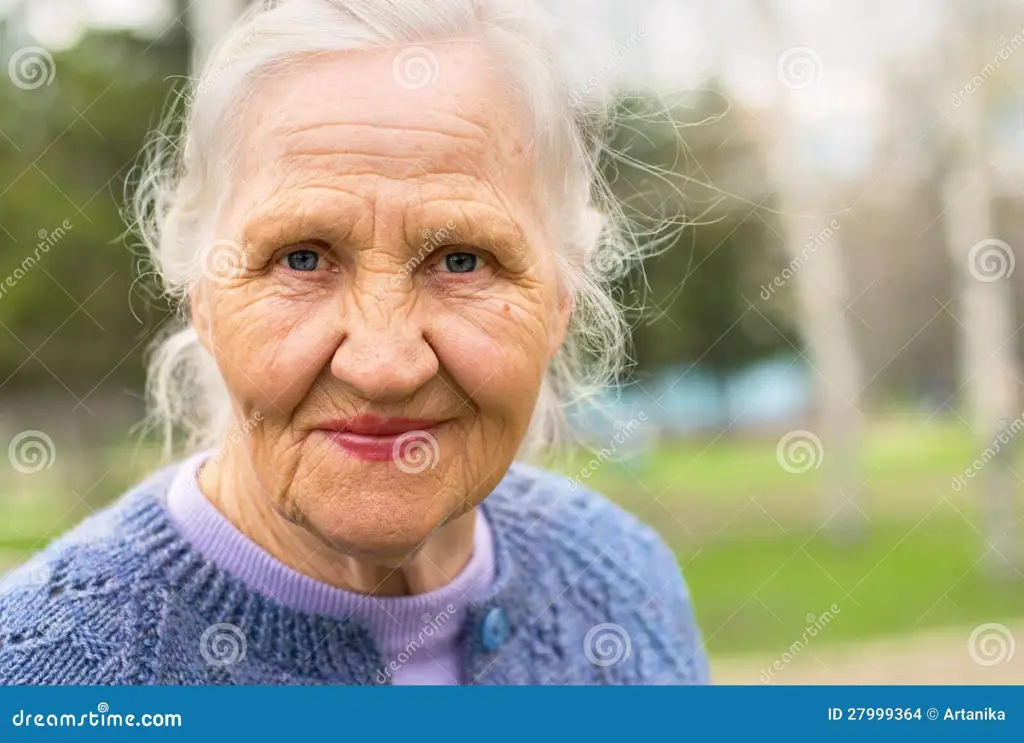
left=317, top=415, right=447, bottom=462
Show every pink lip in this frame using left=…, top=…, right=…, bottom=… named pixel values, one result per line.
left=318, top=415, right=444, bottom=461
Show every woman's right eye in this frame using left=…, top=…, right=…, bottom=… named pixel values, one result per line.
left=279, top=248, right=326, bottom=272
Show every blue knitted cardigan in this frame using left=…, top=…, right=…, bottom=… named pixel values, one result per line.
left=0, top=461, right=710, bottom=685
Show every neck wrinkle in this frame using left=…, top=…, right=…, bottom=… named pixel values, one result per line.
left=199, top=444, right=477, bottom=596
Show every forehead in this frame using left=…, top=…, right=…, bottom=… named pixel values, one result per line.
left=231, top=42, right=536, bottom=205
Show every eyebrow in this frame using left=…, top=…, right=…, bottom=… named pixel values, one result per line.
left=403, top=201, right=529, bottom=261
left=240, top=195, right=360, bottom=256
left=240, top=192, right=530, bottom=264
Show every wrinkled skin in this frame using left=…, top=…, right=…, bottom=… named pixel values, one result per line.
left=192, top=41, right=569, bottom=593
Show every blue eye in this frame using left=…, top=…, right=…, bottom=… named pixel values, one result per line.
left=444, top=252, right=478, bottom=273
left=285, top=249, right=320, bottom=271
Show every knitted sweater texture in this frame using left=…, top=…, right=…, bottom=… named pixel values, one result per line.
left=0, top=461, right=710, bottom=685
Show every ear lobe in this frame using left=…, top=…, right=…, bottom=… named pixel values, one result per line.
left=549, top=285, right=572, bottom=358
left=189, top=284, right=213, bottom=355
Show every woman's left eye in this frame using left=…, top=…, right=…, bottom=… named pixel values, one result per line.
left=281, top=249, right=322, bottom=272
left=442, top=252, right=481, bottom=274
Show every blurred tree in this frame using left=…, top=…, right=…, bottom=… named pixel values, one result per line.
left=600, top=89, right=798, bottom=385
left=752, top=0, right=865, bottom=540
left=940, top=0, right=1022, bottom=577
left=0, top=25, right=187, bottom=405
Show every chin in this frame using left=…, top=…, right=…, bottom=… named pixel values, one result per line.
left=294, top=486, right=467, bottom=560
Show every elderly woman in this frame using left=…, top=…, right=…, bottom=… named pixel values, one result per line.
left=0, top=0, right=708, bottom=685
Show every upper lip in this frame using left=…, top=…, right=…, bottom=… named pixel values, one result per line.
left=318, top=415, right=444, bottom=436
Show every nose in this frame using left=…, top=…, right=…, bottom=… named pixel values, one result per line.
left=329, top=294, right=439, bottom=403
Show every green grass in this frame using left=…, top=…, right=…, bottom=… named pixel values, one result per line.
left=557, top=415, right=975, bottom=499
left=682, top=512, right=1024, bottom=655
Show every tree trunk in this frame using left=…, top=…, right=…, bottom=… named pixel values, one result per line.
left=942, top=0, right=1021, bottom=578
left=751, top=0, right=864, bottom=539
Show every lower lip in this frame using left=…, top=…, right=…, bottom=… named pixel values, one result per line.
left=322, top=426, right=441, bottom=462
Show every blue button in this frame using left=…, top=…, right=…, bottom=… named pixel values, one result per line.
left=480, top=607, right=510, bottom=651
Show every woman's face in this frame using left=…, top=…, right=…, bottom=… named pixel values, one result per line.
left=192, top=42, right=568, bottom=558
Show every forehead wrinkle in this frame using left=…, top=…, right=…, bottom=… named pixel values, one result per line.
left=241, top=185, right=365, bottom=251
left=281, top=116, right=490, bottom=143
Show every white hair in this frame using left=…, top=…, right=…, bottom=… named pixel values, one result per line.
left=135, top=0, right=645, bottom=459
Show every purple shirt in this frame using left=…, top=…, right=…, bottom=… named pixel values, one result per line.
left=166, top=453, right=495, bottom=685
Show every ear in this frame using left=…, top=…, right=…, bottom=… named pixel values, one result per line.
left=549, top=284, right=572, bottom=358
left=189, top=284, right=213, bottom=355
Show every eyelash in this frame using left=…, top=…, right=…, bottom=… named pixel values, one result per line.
left=432, top=248, right=489, bottom=273
left=277, top=243, right=335, bottom=272
left=275, top=244, right=493, bottom=276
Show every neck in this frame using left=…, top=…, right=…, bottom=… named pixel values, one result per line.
left=197, top=445, right=477, bottom=597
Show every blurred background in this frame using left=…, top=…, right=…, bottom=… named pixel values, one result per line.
left=1, top=0, right=1023, bottom=684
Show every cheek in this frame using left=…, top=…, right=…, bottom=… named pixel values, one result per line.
left=429, top=298, right=550, bottom=421
left=206, top=289, right=338, bottom=413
